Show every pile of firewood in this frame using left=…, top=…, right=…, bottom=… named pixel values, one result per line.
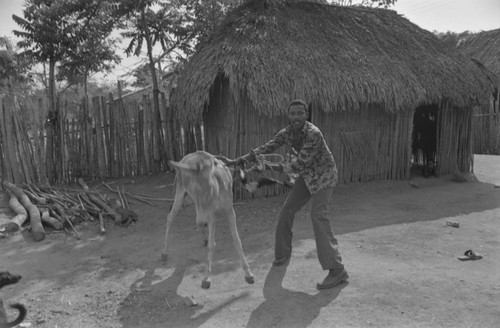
left=0, top=178, right=142, bottom=241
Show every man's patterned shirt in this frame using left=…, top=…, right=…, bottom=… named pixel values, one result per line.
left=251, top=121, right=338, bottom=194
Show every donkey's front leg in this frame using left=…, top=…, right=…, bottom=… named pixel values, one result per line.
left=202, top=217, right=216, bottom=289
left=161, top=191, right=184, bottom=262
left=226, top=207, right=254, bottom=284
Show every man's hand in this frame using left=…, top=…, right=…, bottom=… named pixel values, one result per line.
left=281, top=163, right=292, bottom=174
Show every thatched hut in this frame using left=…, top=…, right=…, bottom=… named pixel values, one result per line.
left=457, top=28, right=500, bottom=155
left=172, top=0, right=496, bottom=195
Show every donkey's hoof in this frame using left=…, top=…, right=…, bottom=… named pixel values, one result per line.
left=245, top=276, right=255, bottom=284
left=160, top=253, right=168, bottom=262
left=201, top=280, right=211, bottom=289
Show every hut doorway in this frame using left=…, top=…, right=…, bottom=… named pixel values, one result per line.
left=411, top=105, right=438, bottom=177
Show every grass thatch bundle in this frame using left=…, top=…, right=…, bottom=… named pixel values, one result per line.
left=458, top=28, right=500, bottom=78
left=173, top=0, right=496, bottom=122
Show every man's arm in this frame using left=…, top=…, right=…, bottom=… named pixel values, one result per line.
left=240, top=129, right=287, bottom=163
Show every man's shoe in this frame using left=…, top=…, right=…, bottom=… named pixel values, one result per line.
left=316, top=268, right=349, bottom=289
left=272, top=256, right=290, bottom=267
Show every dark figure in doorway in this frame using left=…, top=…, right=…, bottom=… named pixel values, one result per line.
left=412, top=106, right=437, bottom=177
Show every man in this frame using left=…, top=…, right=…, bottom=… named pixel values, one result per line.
left=230, top=99, right=348, bottom=289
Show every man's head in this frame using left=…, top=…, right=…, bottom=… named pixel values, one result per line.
left=287, top=99, right=308, bottom=131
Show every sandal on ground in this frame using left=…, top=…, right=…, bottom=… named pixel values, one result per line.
left=458, top=249, right=483, bottom=261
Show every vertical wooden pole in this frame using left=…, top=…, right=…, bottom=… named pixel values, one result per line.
left=161, top=92, right=174, bottom=163
left=12, top=106, right=32, bottom=183
left=1, top=96, right=22, bottom=183
left=136, top=105, right=143, bottom=175
left=143, top=95, right=151, bottom=173
left=101, top=96, right=111, bottom=176
left=108, top=93, right=117, bottom=177
left=93, top=96, right=106, bottom=178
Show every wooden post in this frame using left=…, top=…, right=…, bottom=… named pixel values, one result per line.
left=143, top=95, right=151, bottom=173
left=117, top=97, right=129, bottom=176
left=108, top=93, right=117, bottom=176
left=160, top=92, right=170, bottom=164
left=136, top=104, right=144, bottom=175
left=37, top=97, right=47, bottom=184
left=101, top=96, right=111, bottom=176
left=11, top=96, right=36, bottom=183
left=93, top=96, right=106, bottom=177
left=1, top=96, right=22, bottom=184
left=59, top=98, right=66, bottom=182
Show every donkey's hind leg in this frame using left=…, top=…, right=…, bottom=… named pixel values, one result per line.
left=225, top=207, right=254, bottom=284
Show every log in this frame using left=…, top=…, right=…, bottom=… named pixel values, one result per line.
left=52, top=205, right=80, bottom=239
left=121, top=185, right=130, bottom=209
left=3, top=181, right=45, bottom=241
left=40, top=209, right=63, bottom=230
left=77, top=178, right=122, bottom=224
left=78, top=194, right=101, bottom=214
left=4, top=190, right=28, bottom=232
left=24, top=189, right=47, bottom=204
left=102, top=182, right=158, bottom=205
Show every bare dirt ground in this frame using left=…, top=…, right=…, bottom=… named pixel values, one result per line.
left=1, top=155, right=499, bottom=328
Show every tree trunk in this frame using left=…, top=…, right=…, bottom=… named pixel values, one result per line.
left=142, top=9, right=163, bottom=173
left=84, top=73, right=88, bottom=98
left=46, top=59, right=57, bottom=183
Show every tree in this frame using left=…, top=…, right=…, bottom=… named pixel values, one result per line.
left=13, top=0, right=65, bottom=118
left=12, top=0, right=120, bottom=183
left=57, top=1, right=121, bottom=97
left=59, top=38, right=120, bottom=96
left=13, top=0, right=68, bottom=182
left=0, top=36, right=30, bottom=92
left=118, top=0, right=197, bottom=169
left=13, top=0, right=121, bottom=101
left=435, top=31, right=472, bottom=48
left=188, top=0, right=243, bottom=46
left=131, top=62, right=159, bottom=88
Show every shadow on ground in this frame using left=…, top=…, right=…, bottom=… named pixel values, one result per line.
left=117, top=257, right=250, bottom=328
left=245, top=266, right=346, bottom=328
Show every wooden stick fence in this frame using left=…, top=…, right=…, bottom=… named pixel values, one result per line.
left=0, top=92, right=197, bottom=188
left=472, top=91, right=500, bottom=155
left=1, top=95, right=39, bottom=185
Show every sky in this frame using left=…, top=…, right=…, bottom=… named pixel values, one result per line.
left=1, top=0, right=499, bottom=83
left=392, top=0, right=500, bottom=33
left=2, top=0, right=499, bottom=37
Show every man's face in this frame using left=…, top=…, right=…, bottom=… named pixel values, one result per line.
left=288, top=104, right=308, bottom=131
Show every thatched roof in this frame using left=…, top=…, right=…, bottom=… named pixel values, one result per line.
left=173, top=0, right=496, bottom=122
left=457, top=28, right=500, bottom=78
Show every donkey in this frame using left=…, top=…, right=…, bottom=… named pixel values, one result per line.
left=161, top=151, right=254, bottom=289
